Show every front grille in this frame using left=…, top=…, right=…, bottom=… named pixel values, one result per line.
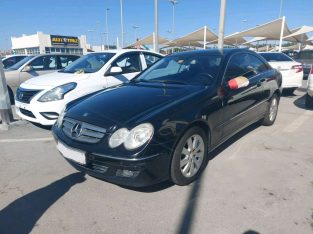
left=19, top=108, right=36, bottom=118
left=62, top=117, right=107, bottom=143
left=16, top=88, right=42, bottom=104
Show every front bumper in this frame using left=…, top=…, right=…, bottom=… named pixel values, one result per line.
left=53, top=133, right=172, bottom=187
left=15, top=99, right=65, bottom=126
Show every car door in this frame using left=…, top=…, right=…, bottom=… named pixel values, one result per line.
left=221, top=52, right=269, bottom=138
left=19, top=55, right=58, bottom=84
left=106, top=52, right=142, bottom=86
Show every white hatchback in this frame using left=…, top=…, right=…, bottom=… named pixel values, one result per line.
left=259, top=52, right=303, bottom=94
left=15, top=50, right=163, bottom=126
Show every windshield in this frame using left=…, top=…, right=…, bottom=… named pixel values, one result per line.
left=260, top=53, right=293, bottom=62
left=133, top=54, right=222, bottom=85
left=7, top=56, right=34, bottom=70
left=61, top=53, right=115, bottom=74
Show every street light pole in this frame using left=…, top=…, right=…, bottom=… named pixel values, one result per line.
left=120, top=0, right=124, bottom=48
left=279, top=0, right=283, bottom=18
left=106, top=8, right=110, bottom=50
left=0, top=59, right=13, bottom=130
left=217, top=0, right=227, bottom=50
left=169, top=0, right=178, bottom=39
left=154, top=0, right=159, bottom=52
left=133, top=25, right=140, bottom=41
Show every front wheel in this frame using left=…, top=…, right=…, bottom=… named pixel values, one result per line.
left=261, top=94, right=279, bottom=126
left=170, top=127, right=208, bottom=186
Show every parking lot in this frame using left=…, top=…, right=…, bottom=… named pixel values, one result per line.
left=0, top=83, right=313, bottom=234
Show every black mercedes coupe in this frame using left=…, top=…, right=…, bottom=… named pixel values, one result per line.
left=52, top=49, right=282, bottom=187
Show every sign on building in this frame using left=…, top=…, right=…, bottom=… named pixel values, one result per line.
left=50, top=35, right=79, bottom=46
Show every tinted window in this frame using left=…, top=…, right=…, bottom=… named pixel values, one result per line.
left=61, top=53, right=115, bottom=74
left=8, top=56, right=35, bottom=70
left=29, top=56, right=57, bottom=71
left=259, top=53, right=293, bottom=62
left=2, top=56, right=27, bottom=68
left=112, top=53, right=141, bottom=74
left=58, top=55, right=79, bottom=68
left=143, top=53, right=162, bottom=68
left=298, top=51, right=313, bottom=59
left=225, top=53, right=268, bottom=80
left=134, top=54, right=222, bottom=85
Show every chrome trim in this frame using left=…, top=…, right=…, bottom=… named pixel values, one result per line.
left=62, top=117, right=106, bottom=143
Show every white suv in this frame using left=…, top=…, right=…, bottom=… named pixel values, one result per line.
left=15, top=50, right=163, bottom=125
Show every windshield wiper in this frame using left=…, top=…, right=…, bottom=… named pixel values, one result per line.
left=147, top=80, right=186, bottom=85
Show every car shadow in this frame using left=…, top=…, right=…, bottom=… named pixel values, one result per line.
left=0, top=172, right=86, bottom=234
left=119, top=180, right=174, bottom=193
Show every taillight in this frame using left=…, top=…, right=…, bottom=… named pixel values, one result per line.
left=310, top=66, right=313, bottom=74
left=291, top=65, right=303, bottom=73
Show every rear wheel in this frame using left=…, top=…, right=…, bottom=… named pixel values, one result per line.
left=283, top=88, right=296, bottom=96
left=261, top=94, right=279, bottom=126
left=170, top=127, right=208, bottom=186
left=305, top=94, right=313, bottom=108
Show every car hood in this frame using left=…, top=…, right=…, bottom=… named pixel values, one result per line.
left=66, top=82, right=204, bottom=129
left=21, top=72, right=91, bottom=88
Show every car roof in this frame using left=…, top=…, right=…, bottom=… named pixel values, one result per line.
left=88, top=49, right=163, bottom=56
left=167, top=48, right=251, bottom=57
left=258, top=52, right=283, bottom=54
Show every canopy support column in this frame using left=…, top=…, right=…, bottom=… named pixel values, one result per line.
left=278, top=16, right=285, bottom=52
left=217, top=0, right=226, bottom=50
left=203, top=26, right=207, bottom=49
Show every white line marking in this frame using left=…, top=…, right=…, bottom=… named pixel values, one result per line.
left=0, top=137, right=54, bottom=143
left=283, top=110, right=313, bottom=133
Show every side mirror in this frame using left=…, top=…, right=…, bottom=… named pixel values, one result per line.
left=108, top=66, right=122, bottom=75
left=227, top=76, right=249, bottom=90
left=22, top=65, right=33, bottom=72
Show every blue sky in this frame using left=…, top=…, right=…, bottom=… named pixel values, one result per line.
left=0, top=0, right=312, bottom=50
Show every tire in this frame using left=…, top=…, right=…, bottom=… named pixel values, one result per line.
left=7, top=86, right=15, bottom=105
left=261, top=94, right=279, bottom=126
left=305, top=94, right=313, bottom=108
left=170, top=126, right=208, bottom=186
left=283, top=88, right=296, bottom=96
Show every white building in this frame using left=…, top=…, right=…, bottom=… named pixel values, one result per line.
left=11, top=32, right=89, bottom=55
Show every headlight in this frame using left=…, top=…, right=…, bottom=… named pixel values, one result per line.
left=108, top=123, right=154, bottom=150
left=56, top=107, right=66, bottom=128
left=38, top=83, right=77, bottom=102
left=108, top=128, right=129, bottom=148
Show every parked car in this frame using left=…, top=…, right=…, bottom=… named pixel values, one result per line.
left=5, top=54, right=80, bottom=104
left=294, top=50, right=313, bottom=79
left=52, top=49, right=282, bottom=187
left=259, top=52, right=303, bottom=94
left=15, top=50, right=163, bottom=126
left=306, top=67, right=313, bottom=108
left=2, top=55, right=28, bottom=69
left=282, top=50, right=298, bottom=59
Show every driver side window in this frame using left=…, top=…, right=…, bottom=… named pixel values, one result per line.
left=112, top=53, right=141, bottom=74
left=225, top=53, right=267, bottom=80
left=29, top=56, right=57, bottom=71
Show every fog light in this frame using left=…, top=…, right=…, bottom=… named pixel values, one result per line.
left=116, top=169, right=139, bottom=178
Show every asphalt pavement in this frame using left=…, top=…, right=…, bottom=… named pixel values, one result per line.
left=0, top=85, right=312, bottom=234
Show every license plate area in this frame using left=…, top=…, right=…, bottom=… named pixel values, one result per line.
left=57, top=141, right=86, bottom=165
